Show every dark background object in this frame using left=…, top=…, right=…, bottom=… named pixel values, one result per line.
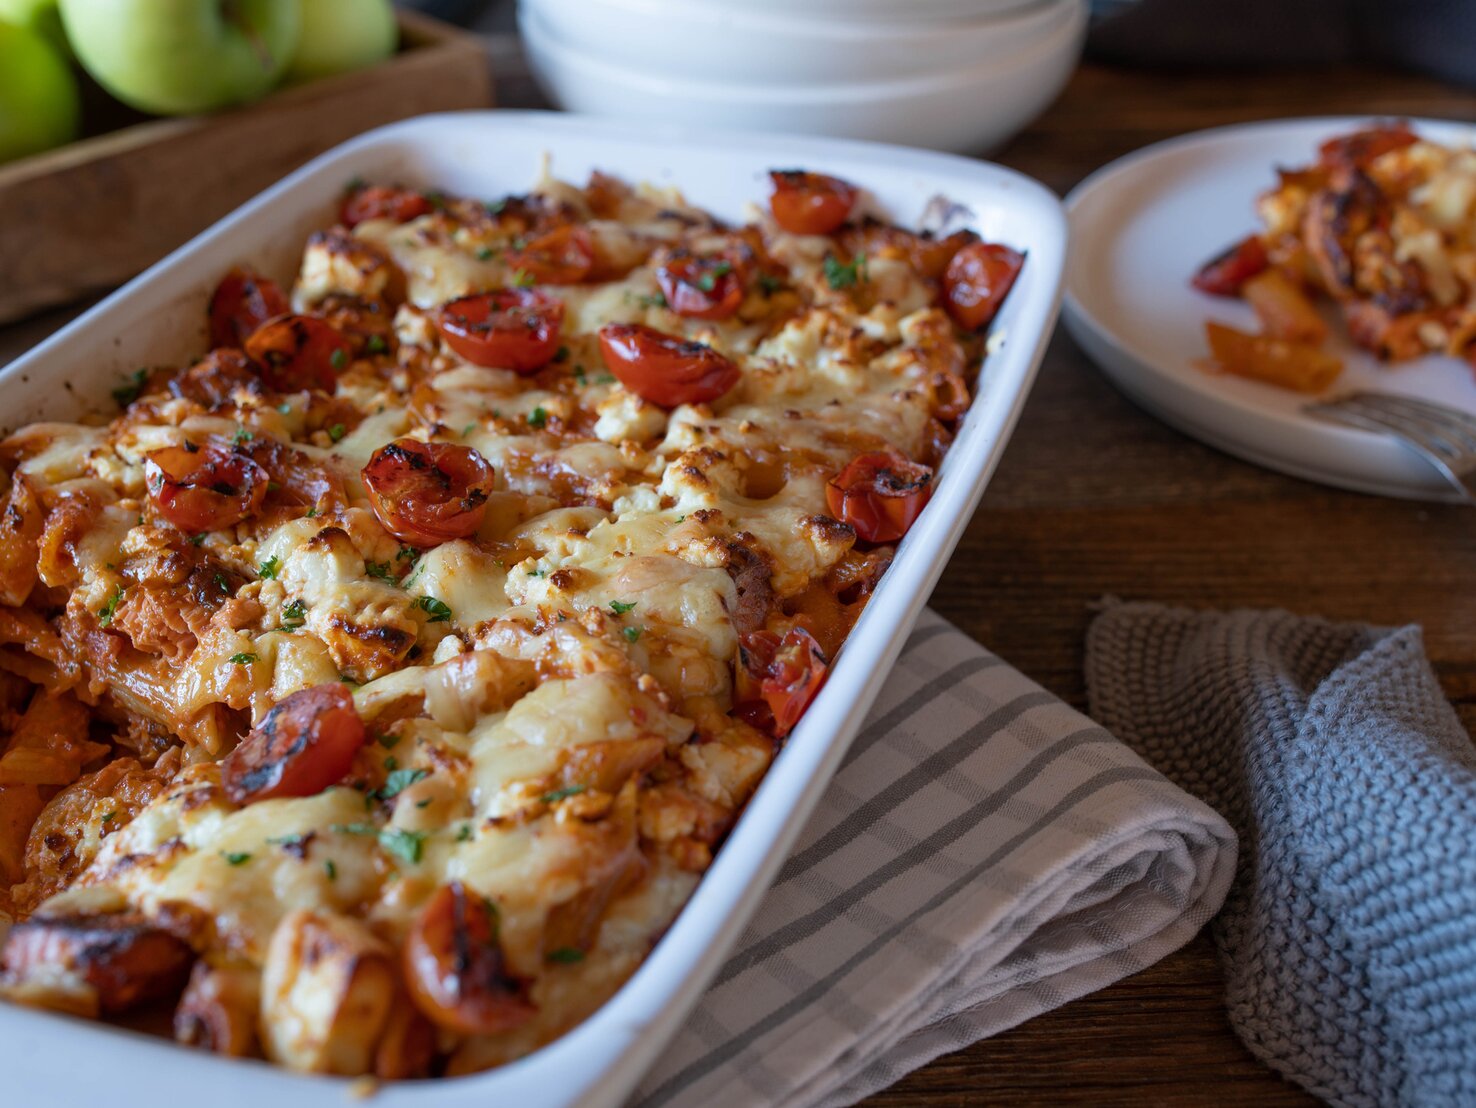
left=1088, top=0, right=1476, bottom=86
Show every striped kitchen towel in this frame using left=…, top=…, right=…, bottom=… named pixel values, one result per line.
left=633, top=609, right=1237, bottom=1108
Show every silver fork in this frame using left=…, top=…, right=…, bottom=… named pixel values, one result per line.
left=1305, top=391, right=1476, bottom=503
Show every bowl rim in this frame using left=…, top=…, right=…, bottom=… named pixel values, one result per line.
left=520, top=0, right=1087, bottom=102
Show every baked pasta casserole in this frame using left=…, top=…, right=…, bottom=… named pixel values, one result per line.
left=1193, top=121, right=1476, bottom=392
left=0, top=167, right=1021, bottom=1077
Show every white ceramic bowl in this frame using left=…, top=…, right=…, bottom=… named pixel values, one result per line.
left=520, top=0, right=1086, bottom=153
left=525, top=0, right=1078, bottom=84
left=681, top=0, right=1047, bottom=19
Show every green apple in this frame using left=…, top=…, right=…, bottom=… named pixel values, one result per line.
left=0, top=0, right=67, bottom=55
left=287, top=0, right=397, bottom=82
left=0, top=20, right=80, bottom=163
left=58, top=0, right=300, bottom=116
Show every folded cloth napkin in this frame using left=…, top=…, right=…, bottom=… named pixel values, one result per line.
left=1086, top=601, right=1476, bottom=1108
left=633, top=609, right=1237, bottom=1108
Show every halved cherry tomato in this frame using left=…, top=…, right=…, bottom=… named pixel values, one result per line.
left=436, top=289, right=565, bottom=374
left=340, top=185, right=432, bottom=229
left=208, top=268, right=289, bottom=350
left=403, top=882, right=535, bottom=1036
left=597, top=323, right=740, bottom=408
left=221, top=683, right=367, bottom=804
left=145, top=442, right=268, bottom=534
left=362, top=438, right=494, bottom=546
left=170, top=348, right=261, bottom=409
left=942, top=242, right=1024, bottom=331
left=768, top=170, right=859, bottom=235
left=243, top=315, right=351, bottom=392
left=825, top=451, right=933, bottom=544
left=655, top=251, right=746, bottom=320
left=735, top=627, right=829, bottom=738
left=1191, top=235, right=1270, bottom=298
left=504, top=225, right=595, bottom=285
left=1317, top=123, right=1417, bottom=171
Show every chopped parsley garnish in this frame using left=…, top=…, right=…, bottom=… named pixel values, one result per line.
left=111, top=368, right=149, bottom=407
left=221, top=851, right=252, bottom=866
left=462, top=423, right=476, bottom=437
left=376, top=732, right=400, bottom=749
left=485, top=198, right=507, bottom=215
left=305, top=507, right=318, bottom=518
left=364, top=560, right=399, bottom=584
left=510, top=268, right=536, bottom=288
left=383, top=755, right=398, bottom=771
left=527, top=406, right=548, bottom=429
left=229, top=652, right=258, bottom=666
left=547, top=947, right=585, bottom=964
left=365, top=334, right=388, bottom=355
left=100, top=810, right=115, bottom=823
left=573, top=364, right=587, bottom=384
left=823, top=252, right=867, bottom=290
left=623, top=625, right=643, bottom=643
left=415, top=595, right=453, bottom=623
left=609, top=600, right=637, bottom=615
left=757, top=272, right=784, bottom=295
left=280, top=598, right=307, bottom=630
left=594, top=372, right=617, bottom=385
left=232, top=425, right=253, bottom=445
left=330, top=347, right=348, bottom=370
left=675, top=514, right=686, bottom=522
left=189, top=533, right=206, bottom=547
left=379, top=768, right=428, bottom=799
left=324, top=859, right=337, bottom=880
left=455, top=823, right=473, bottom=842
left=416, top=798, right=432, bottom=809
left=330, top=821, right=376, bottom=836
left=267, top=833, right=307, bottom=848
left=258, top=555, right=280, bottom=579
left=542, top=784, right=587, bottom=804
left=327, top=423, right=347, bottom=443
left=695, top=261, right=732, bottom=292
left=379, top=828, right=428, bottom=865
left=554, top=345, right=569, bottom=362
left=476, top=246, right=496, bottom=261
left=97, top=584, right=125, bottom=627
left=277, top=402, right=293, bottom=414
left=213, top=572, right=231, bottom=594
left=635, top=291, right=667, bottom=309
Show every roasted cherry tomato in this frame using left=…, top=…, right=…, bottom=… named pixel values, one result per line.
left=1317, top=123, right=1417, bottom=171
left=145, top=442, right=268, bottom=534
left=736, top=627, right=829, bottom=739
left=597, top=323, right=740, bottom=408
left=825, top=451, right=933, bottom=544
left=436, top=289, right=565, bottom=374
left=1191, top=235, right=1271, bottom=298
left=942, top=242, right=1024, bottom=331
left=208, top=268, right=289, bottom=350
left=244, top=314, right=352, bottom=392
left=340, top=185, right=432, bottom=228
left=170, top=348, right=261, bottom=409
left=403, top=882, right=535, bottom=1036
left=768, top=170, right=859, bottom=235
left=361, top=438, right=494, bottom=546
left=221, top=683, right=367, bottom=804
left=0, top=911, right=193, bottom=1014
left=504, top=225, right=595, bottom=285
left=655, top=251, right=746, bottom=320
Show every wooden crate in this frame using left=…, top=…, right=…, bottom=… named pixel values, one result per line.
left=0, top=10, right=493, bottom=324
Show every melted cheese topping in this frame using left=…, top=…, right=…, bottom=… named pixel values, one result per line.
left=0, top=171, right=988, bottom=1076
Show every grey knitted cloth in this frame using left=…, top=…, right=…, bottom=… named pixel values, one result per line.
left=1086, top=601, right=1476, bottom=1107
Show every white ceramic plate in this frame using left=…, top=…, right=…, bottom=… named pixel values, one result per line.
left=1063, top=116, right=1476, bottom=500
left=0, top=111, right=1066, bottom=1108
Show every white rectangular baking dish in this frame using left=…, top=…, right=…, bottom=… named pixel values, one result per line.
left=0, top=110, right=1066, bottom=1107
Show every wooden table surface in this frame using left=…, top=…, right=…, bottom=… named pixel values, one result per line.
left=4, top=58, right=1475, bottom=1107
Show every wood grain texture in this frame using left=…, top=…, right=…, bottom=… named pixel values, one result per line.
left=865, top=62, right=1476, bottom=1107
left=3, top=57, right=1473, bottom=1106
left=0, top=11, right=493, bottom=324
